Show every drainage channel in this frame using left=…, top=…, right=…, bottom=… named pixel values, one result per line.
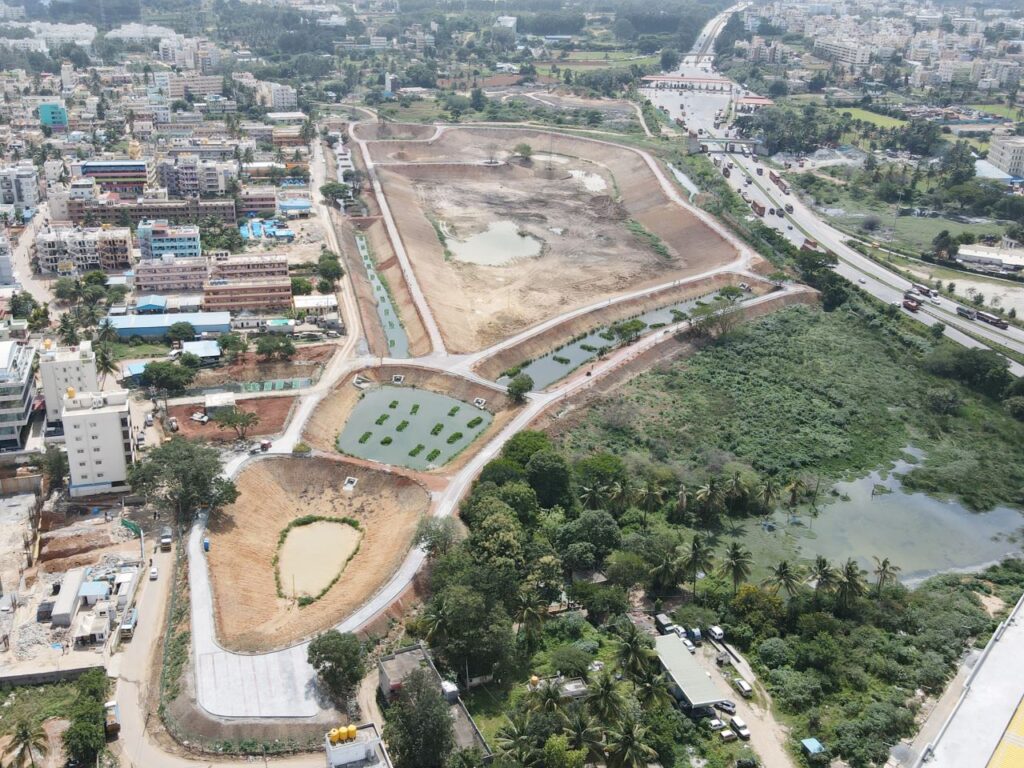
left=356, top=233, right=409, bottom=358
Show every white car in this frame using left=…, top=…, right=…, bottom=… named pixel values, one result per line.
left=930, top=297, right=941, bottom=306
left=682, top=638, right=696, bottom=654
left=707, top=718, right=726, bottom=731
left=858, top=278, right=867, bottom=284
left=190, top=412, right=209, bottom=424
left=149, top=566, right=159, bottom=581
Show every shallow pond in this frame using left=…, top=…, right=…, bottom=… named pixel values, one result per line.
left=337, top=386, right=493, bottom=470
left=447, top=220, right=542, bottom=266
left=277, top=520, right=360, bottom=598
left=356, top=234, right=409, bottom=357
left=772, top=453, right=1022, bottom=583
left=497, top=290, right=731, bottom=390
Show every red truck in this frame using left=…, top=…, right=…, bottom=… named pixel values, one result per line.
left=751, top=201, right=766, bottom=216
left=902, top=299, right=920, bottom=312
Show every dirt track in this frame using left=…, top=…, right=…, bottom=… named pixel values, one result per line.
left=207, top=457, right=430, bottom=652
left=168, top=396, right=295, bottom=442
left=368, top=127, right=738, bottom=353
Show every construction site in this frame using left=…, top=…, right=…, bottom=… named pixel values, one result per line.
left=206, top=456, right=431, bottom=653
left=359, top=126, right=741, bottom=352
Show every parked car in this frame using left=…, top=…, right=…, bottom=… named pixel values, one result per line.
left=707, top=718, right=726, bottom=731
left=734, top=678, right=754, bottom=698
left=190, top=412, right=209, bottom=424
left=730, top=716, right=751, bottom=740
left=715, top=700, right=737, bottom=715
left=720, top=729, right=738, bottom=742
left=707, top=625, right=725, bottom=641
left=144, top=413, right=154, bottom=427
left=682, top=638, right=696, bottom=654
left=149, top=566, right=159, bottom=581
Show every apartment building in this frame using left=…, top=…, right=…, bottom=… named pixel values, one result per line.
left=209, top=252, right=288, bottom=280
left=38, top=339, right=98, bottom=423
left=154, top=71, right=223, bottom=99
left=33, top=226, right=133, bottom=274
left=238, top=186, right=277, bottom=216
left=137, top=219, right=202, bottom=260
left=989, top=136, right=1024, bottom=178
left=0, top=340, right=37, bottom=449
left=157, top=155, right=238, bottom=197
left=62, top=389, right=135, bottom=498
left=0, top=229, right=13, bottom=286
left=812, top=37, right=871, bottom=69
left=73, top=159, right=156, bottom=195
left=0, top=162, right=39, bottom=208
left=202, top=276, right=292, bottom=312
left=257, top=81, right=298, bottom=109
left=65, top=195, right=237, bottom=227
left=134, top=254, right=208, bottom=292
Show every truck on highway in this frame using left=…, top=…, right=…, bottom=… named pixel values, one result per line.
left=751, top=201, right=765, bottom=216
left=159, top=526, right=173, bottom=551
left=769, top=170, right=781, bottom=184
left=903, top=298, right=921, bottom=312
left=957, top=306, right=978, bottom=320
left=976, top=310, right=1009, bottom=329
left=911, top=282, right=936, bottom=298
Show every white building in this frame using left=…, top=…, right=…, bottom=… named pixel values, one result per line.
left=257, top=81, right=298, bottom=109
left=33, top=226, right=133, bottom=275
left=0, top=162, right=40, bottom=209
left=38, top=339, right=99, bottom=424
left=62, top=389, right=135, bottom=498
left=0, top=340, right=37, bottom=449
left=813, top=37, right=871, bottom=69
left=988, top=136, right=1024, bottom=178
left=0, top=229, right=13, bottom=286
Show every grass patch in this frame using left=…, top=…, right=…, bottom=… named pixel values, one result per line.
left=375, top=414, right=389, bottom=426
left=409, top=444, right=425, bottom=457
left=448, top=406, right=461, bottom=417
left=109, top=340, right=172, bottom=361
left=426, top=449, right=441, bottom=462
left=358, top=431, right=371, bottom=444
left=389, top=400, right=399, bottom=409
left=431, top=423, right=444, bottom=436
left=467, top=416, right=483, bottom=429
left=380, top=436, right=393, bottom=446
left=396, top=420, right=410, bottom=432
left=411, top=403, right=420, bottom=415
left=0, top=683, right=79, bottom=735
left=626, top=218, right=671, bottom=258
left=553, top=355, right=571, bottom=365
left=827, top=106, right=907, bottom=128
left=446, top=431, right=464, bottom=445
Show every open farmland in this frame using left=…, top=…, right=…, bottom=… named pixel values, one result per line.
left=368, top=126, right=741, bottom=352
left=206, top=457, right=430, bottom=652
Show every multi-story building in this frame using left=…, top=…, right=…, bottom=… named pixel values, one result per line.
left=257, top=81, right=298, bottom=109
left=65, top=195, right=237, bottom=227
left=62, top=389, right=135, bottom=498
left=209, top=252, right=288, bottom=281
left=0, top=340, right=37, bottom=449
left=38, top=339, right=98, bottom=423
left=989, top=136, right=1024, bottom=178
left=33, top=226, right=133, bottom=274
left=73, top=159, right=156, bottom=195
left=0, top=229, right=13, bottom=285
left=813, top=37, right=871, bottom=69
left=154, top=72, right=223, bottom=99
left=137, top=219, right=202, bottom=260
left=157, top=155, right=238, bottom=197
left=238, top=186, right=277, bottom=216
left=0, top=162, right=40, bottom=208
left=38, top=102, right=68, bottom=130
left=133, top=254, right=209, bottom=292
left=202, top=276, right=292, bottom=312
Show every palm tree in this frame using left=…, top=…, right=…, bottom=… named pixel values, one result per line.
left=584, top=670, right=623, bottom=722
left=607, top=480, right=630, bottom=516
left=562, top=707, right=605, bottom=764
left=872, top=556, right=902, bottom=595
left=631, top=479, right=663, bottom=529
left=694, top=476, right=725, bottom=523
left=604, top=713, right=657, bottom=768
left=763, top=560, right=804, bottom=598
left=528, top=681, right=565, bottom=719
left=57, top=313, right=79, bottom=346
left=95, top=319, right=117, bottom=345
left=758, top=475, right=780, bottom=513
left=718, top=541, right=753, bottom=595
left=724, top=471, right=748, bottom=514
left=808, top=555, right=837, bottom=599
left=648, top=547, right=683, bottom=594
left=95, top=343, right=118, bottom=388
left=835, top=558, right=867, bottom=611
left=678, top=534, right=714, bottom=600
left=2, top=720, right=48, bottom=768
left=495, top=712, right=539, bottom=766
left=513, top=589, right=547, bottom=650
left=633, top=664, right=672, bottom=709
left=579, top=483, right=607, bottom=511
left=671, top=483, right=690, bottom=523
left=615, top=622, right=655, bottom=681
left=784, top=477, right=806, bottom=516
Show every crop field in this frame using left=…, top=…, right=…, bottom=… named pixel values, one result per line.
left=206, top=457, right=430, bottom=652
left=368, top=126, right=739, bottom=352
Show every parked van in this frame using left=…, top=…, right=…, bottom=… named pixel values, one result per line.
left=708, top=625, right=725, bottom=641
left=730, top=716, right=751, bottom=740
left=655, top=613, right=674, bottom=635
left=734, top=678, right=753, bottom=698
left=120, top=607, right=138, bottom=639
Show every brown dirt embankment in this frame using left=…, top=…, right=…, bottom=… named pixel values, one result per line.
left=207, top=456, right=430, bottom=653
left=473, top=273, right=772, bottom=383
left=352, top=122, right=436, bottom=142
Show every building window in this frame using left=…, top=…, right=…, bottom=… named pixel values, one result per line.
left=97, top=473, right=104, bottom=478
left=77, top=449, right=84, bottom=454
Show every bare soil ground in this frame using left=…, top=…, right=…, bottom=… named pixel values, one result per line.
left=241, top=215, right=326, bottom=266
left=369, top=126, right=738, bottom=352
left=207, top=456, right=430, bottom=652
left=474, top=273, right=773, bottom=382
left=168, top=396, right=295, bottom=442
left=193, top=344, right=336, bottom=387
left=352, top=122, right=436, bottom=141
left=302, top=365, right=517, bottom=475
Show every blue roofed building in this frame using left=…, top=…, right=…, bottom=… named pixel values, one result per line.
left=38, top=103, right=68, bottom=130
left=106, top=312, right=231, bottom=339
left=135, top=295, right=168, bottom=313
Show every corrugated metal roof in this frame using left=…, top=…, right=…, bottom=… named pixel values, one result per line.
left=656, top=634, right=724, bottom=708
left=107, top=312, right=231, bottom=330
